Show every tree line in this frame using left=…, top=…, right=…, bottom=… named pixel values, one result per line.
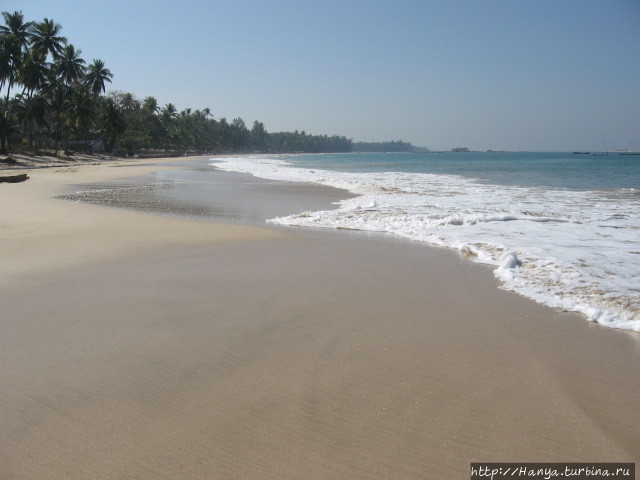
left=353, top=140, right=415, bottom=152
left=1, top=11, right=413, bottom=157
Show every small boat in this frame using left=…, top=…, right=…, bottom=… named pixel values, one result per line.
left=573, top=151, right=590, bottom=154
left=0, top=173, right=29, bottom=183
left=592, top=151, right=608, bottom=156
left=620, top=152, right=640, bottom=156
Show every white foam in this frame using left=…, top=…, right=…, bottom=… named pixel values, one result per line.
left=212, top=155, right=640, bottom=332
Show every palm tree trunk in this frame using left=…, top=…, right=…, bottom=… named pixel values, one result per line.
left=5, top=78, right=12, bottom=104
left=26, top=90, right=33, bottom=149
left=28, top=118, right=33, bottom=148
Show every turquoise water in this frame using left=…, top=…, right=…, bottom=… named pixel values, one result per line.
left=283, top=151, right=640, bottom=191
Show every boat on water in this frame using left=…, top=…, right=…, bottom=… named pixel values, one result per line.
left=619, top=152, right=640, bottom=156
left=592, top=151, right=608, bottom=156
left=573, top=151, right=590, bottom=154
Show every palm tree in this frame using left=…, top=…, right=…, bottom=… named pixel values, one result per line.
left=0, top=11, right=33, bottom=49
left=85, top=58, right=112, bottom=95
left=0, top=33, right=21, bottom=93
left=1, top=13, right=41, bottom=153
left=18, top=54, right=49, bottom=98
left=1, top=11, right=32, bottom=103
left=17, top=93, right=47, bottom=148
left=158, top=103, right=178, bottom=148
left=47, top=84, right=69, bottom=150
left=0, top=99, right=20, bottom=153
left=162, top=103, right=176, bottom=118
left=141, top=96, right=161, bottom=147
left=142, top=96, right=158, bottom=113
left=55, top=44, right=85, bottom=85
left=30, top=18, right=66, bottom=61
left=120, top=91, right=139, bottom=110
left=99, top=97, right=125, bottom=152
left=65, top=85, right=95, bottom=151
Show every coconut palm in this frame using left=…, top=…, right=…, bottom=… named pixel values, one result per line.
left=0, top=12, right=43, bottom=150
left=162, top=103, right=176, bottom=118
left=17, top=93, right=47, bottom=147
left=55, top=44, right=85, bottom=85
left=30, top=18, right=66, bottom=61
left=85, top=58, right=112, bottom=95
left=0, top=34, right=20, bottom=91
left=99, top=97, right=125, bottom=152
left=18, top=54, right=49, bottom=97
left=1, top=12, right=31, bottom=102
left=0, top=99, right=19, bottom=153
left=120, top=91, right=139, bottom=110
left=142, top=96, right=158, bottom=113
left=47, top=84, right=69, bottom=150
left=0, top=11, right=33, bottom=49
left=65, top=85, right=95, bottom=151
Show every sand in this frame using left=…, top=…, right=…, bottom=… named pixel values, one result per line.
left=1, top=156, right=286, bottom=284
left=1, top=156, right=639, bottom=479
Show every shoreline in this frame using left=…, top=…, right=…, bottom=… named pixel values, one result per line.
left=0, top=151, right=196, bottom=170
left=1, top=155, right=638, bottom=478
left=210, top=153, right=640, bottom=333
left=0, top=155, right=287, bottom=285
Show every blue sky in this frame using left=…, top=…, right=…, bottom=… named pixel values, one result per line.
left=5, top=0, right=640, bottom=150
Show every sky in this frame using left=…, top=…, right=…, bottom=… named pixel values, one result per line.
left=4, top=0, right=640, bottom=151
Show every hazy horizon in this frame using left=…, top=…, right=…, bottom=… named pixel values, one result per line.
left=4, top=0, right=639, bottom=151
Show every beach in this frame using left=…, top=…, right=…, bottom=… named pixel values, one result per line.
left=1, top=156, right=638, bottom=479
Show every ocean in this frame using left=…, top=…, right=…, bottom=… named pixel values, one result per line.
left=212, top=152, right=640, bottom=333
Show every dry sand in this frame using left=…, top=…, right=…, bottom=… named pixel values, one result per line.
left=1, top=156, right=285, bottom=284
left=1, top=156, right=639, bottom=479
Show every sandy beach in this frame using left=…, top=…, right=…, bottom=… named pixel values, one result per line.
left=1, top=156, right=638, bottom=479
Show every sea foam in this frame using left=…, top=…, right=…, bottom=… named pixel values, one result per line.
left=212, top=155, right=640, bottom=332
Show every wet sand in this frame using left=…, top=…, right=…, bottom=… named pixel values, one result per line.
left=1, top=156, right=638, bottom=479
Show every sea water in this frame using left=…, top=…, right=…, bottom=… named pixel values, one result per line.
left=212, top=152, right=640, bottom=332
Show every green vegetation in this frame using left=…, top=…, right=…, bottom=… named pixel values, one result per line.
left=353, top=140, right=415, bottom=152
left=0, top=11, right=410, bottom=157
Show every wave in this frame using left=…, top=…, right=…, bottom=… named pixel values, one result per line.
left=212, top=155, right=640, bottom=332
